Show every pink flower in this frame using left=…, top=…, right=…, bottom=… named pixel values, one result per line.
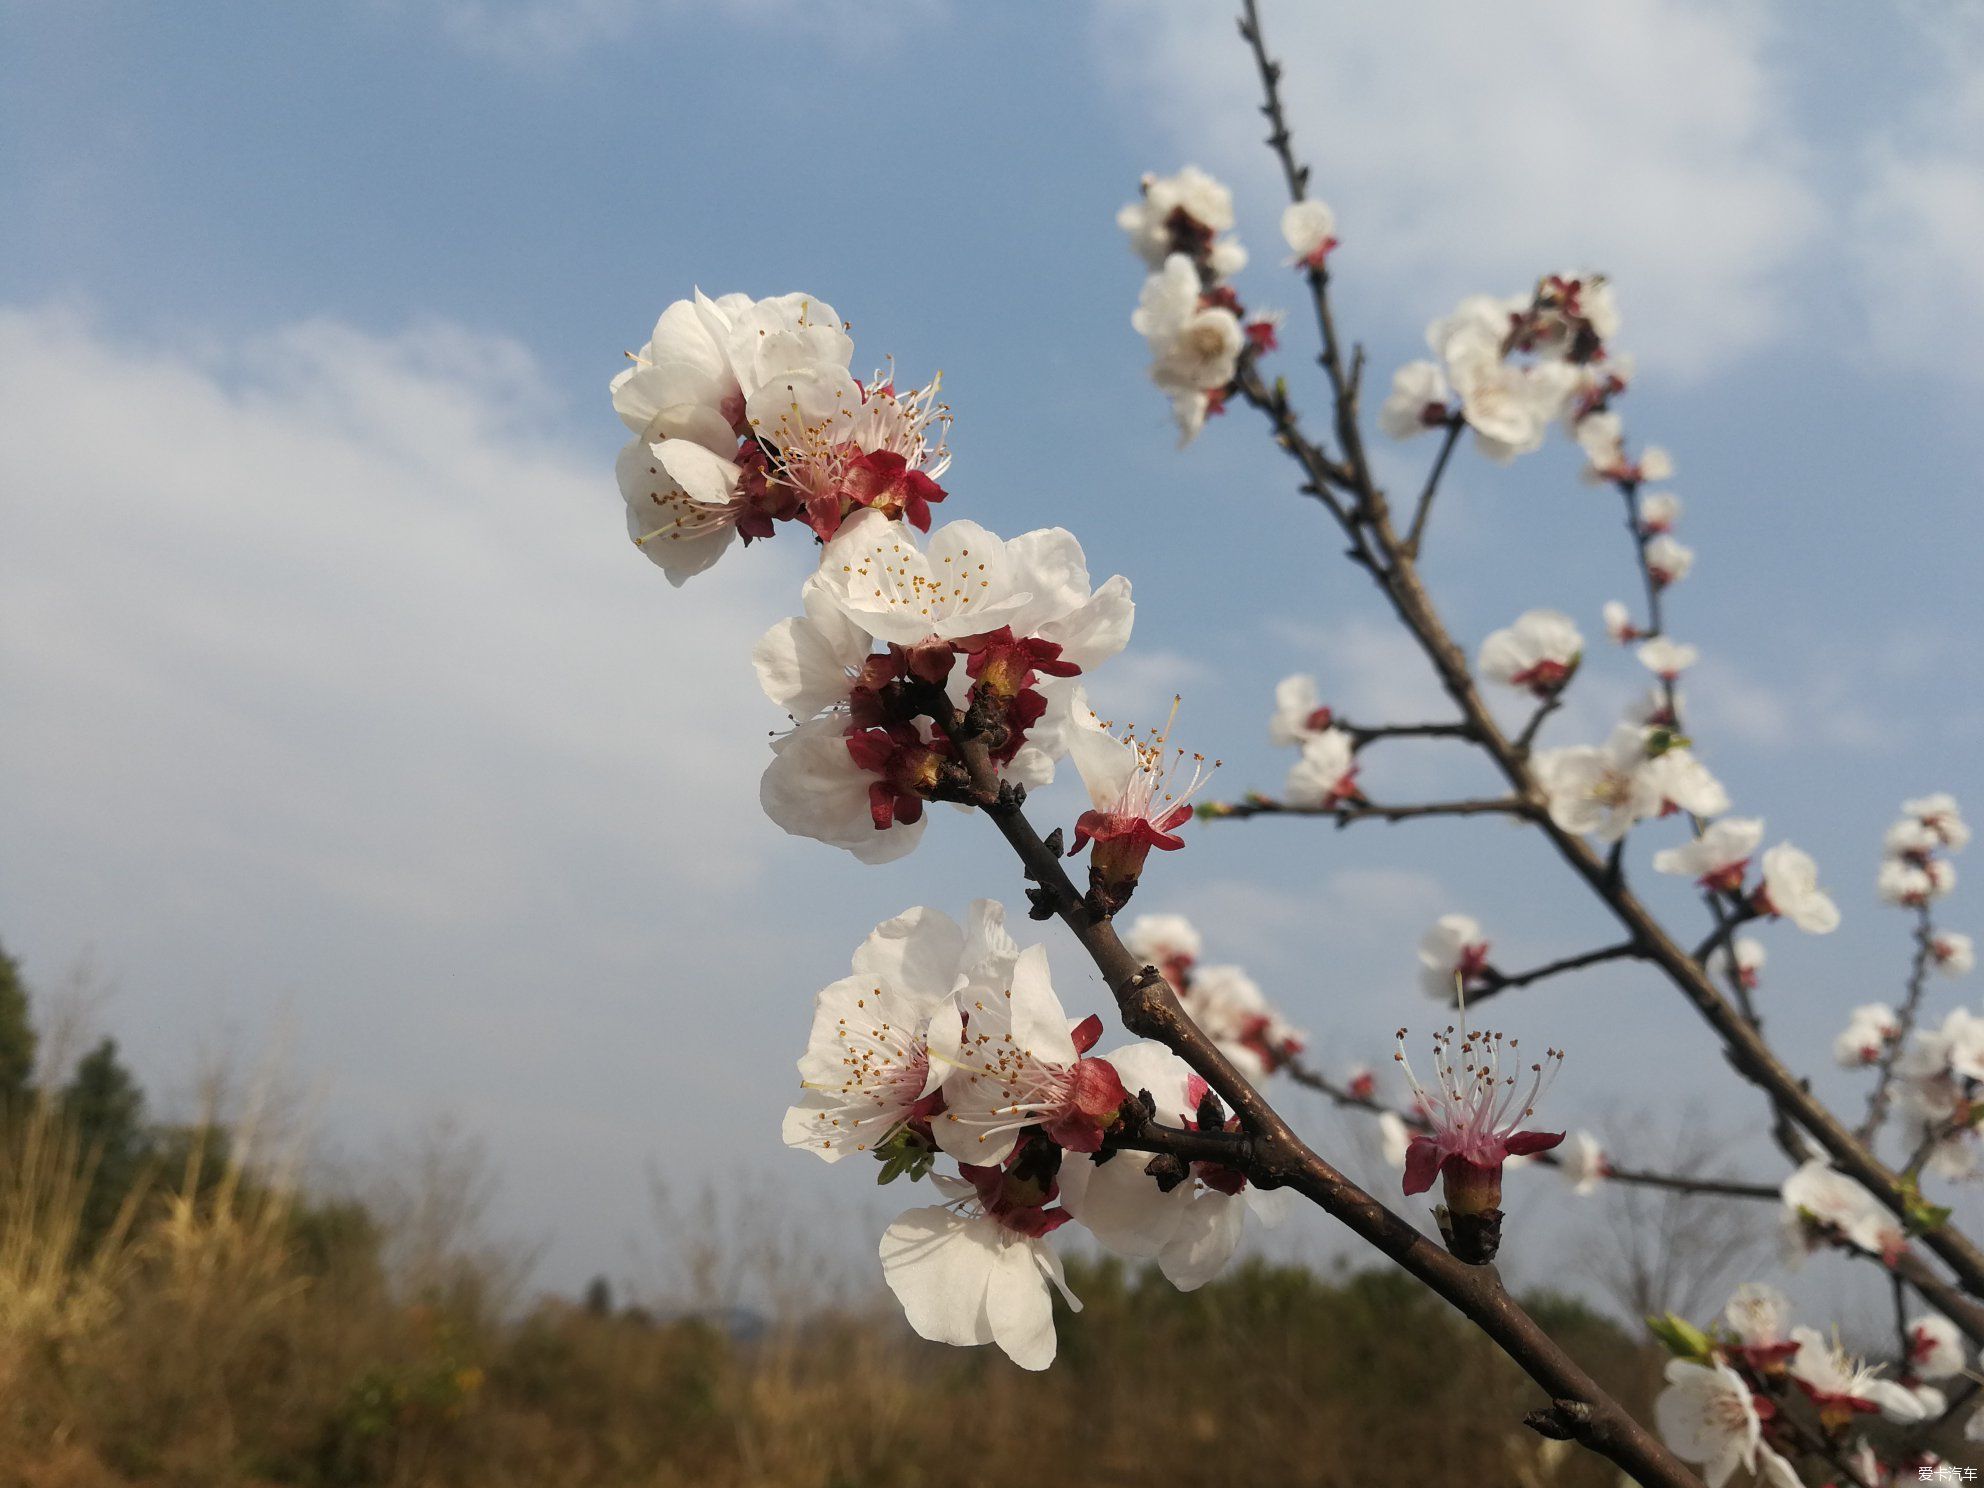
left=1393, top=1011, right=1564, bottom=1258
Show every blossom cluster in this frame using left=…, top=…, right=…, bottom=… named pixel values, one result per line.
left=1121, top=913, right=1306, bottom=1080
left=1379, top=272, right=1625, bottom=464
left=1655, top=1282, right=1966, bottom=1487
left=1117, top=166, right=1314, bottom=444
left=613, top=291, right=952, bottom=584
left=1837, top=797, right=1979, bottom=1175
left=785, top=901, right=1282, bottom=1368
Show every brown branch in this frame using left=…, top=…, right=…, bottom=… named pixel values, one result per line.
left=1284, top=1060, right=1779, bottom=1201
left=1404, top=417, right=1466, bottom=558
left=1858, top=902, right=1938, bottom=1146
left=1341, top=718, right=1477, bottom=746
left=1204, top=794, right=1533, bottom=825
left=1231, top=0, right=1984, bottom=1361
left=1474, top=940, right=1646, bottom=1001
left=926, top=687, right=1700, bottom=1487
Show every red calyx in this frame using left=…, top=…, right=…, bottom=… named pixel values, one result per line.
left=844, top=726, right=942, bottom=830
left=844, top=449, right=947, bottom=532
left=957, top=627, right=1080, bottom=702
left=1041, top=1056, right=1130, bottom=1153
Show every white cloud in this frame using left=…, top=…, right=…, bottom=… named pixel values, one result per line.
left=1848, top=15, right=1984, bottom=377
left=385, top=0, right=934, bottom=66
left=1091, top=0, right=1819, bottom=374
left=0, top=302, right=817, bottom=1284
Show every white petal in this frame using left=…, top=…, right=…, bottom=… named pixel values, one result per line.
left=1157, top=1191, right=1245, bottom=1291
left=879, top=1206, right=998, bottom=1349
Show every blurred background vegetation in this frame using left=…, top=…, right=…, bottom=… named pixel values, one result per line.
left=0, top=933, right=1668, bottom=1487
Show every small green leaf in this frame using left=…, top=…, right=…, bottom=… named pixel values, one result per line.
left=1645, top=1312, right=1714, bottom=1362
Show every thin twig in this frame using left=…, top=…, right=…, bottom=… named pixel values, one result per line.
left=1858, top=902, right=1938, bottom=1146
left=1204, top=795, right=1533, bottom=825
left=1404, top=417, right=1466, bottom=558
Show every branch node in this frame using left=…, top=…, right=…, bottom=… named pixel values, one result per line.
left=1524, top=1400, right=1594, bottom=1442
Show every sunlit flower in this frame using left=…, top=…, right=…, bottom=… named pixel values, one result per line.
left=1832, top=1003, right=1900, bottom=1068
left=784, top=904, right=1010, bottom=1160
left=1654, top=1359, right=1766, bottom=1488
left=933, top=944, right=1128, bottom=1166
left=1639, top=491, right=1682, bottom=533
left=1931, top=932, right=1975, bottom=976
left=879, top=1171, right=1080, bottom=1372
left=1121, top=913, right=1203, bottom=988
left=1781, top=1160, right=1904, bottom=1264
left=1058, top=1041, right=1280, bottom=1291
left=1645, top=534, right=1694, bottom=587
left=1902, top=793, right=1970, bottom=852
left=1561, top=1130, right=1608, bottom=1195
left=1756, top=843, right=1840, bottom=934
left=1393, top=1009, right=1564, bottom=1258
left=1478, top=609, right=1582, bottom=698
left=1118, top=166, right=1240, bottom=270
left=1283, top=728, right=1360, bottom=810
left=1533, top=724, right=1659, bottom=842
left=1268, top=673, right=1336, bottom=747
left=1602, top=600, right=1640, bottom=645
left=1376, top=361, right=1454, bottom=440
left=1907, top=1314, right=1965, bottom=1383
left=1637, top=636, right=1699, bottom=682
left=1653, top=817, right=1764, bottom=893
left=1067, top=695, right=1216, bottom=913
left=1280, top=199, right=1338, bottom=269
left=1786, top=1325, right=1927, bottom=1428
left=1418, top=914, right=1493, bottom=1002
left=1708, top=937, right=1766, bottom=991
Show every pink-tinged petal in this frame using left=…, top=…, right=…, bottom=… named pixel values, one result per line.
left=1402, top=1136, right=1445, bottom=1196
left=1504, top=1129, right=1566, bottom=1157
left=1070, top=1013, right=1105, bottom=1054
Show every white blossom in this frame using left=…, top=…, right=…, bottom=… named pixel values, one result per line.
left=1121, top=914, right=1203, bottom=975
left=1832, top=1003, right=1900, bottom=1068
left=1283, top=728, right=1359, bottom=809
left=879, top=1176, right=1079, bottom=1372
left=1417, top=913, right=1490, bottom=1002
left=1561, top=1131, right=1607, bottom=1195
left=783, top=904, right=1007, bottom=1160
left=1758, top=843, right=1840, bottom=934
left=1279, top=199, right=1337, bottom=267
left=1786, top=1325, right=1927, bottom=1424
left=1376, top=361, right=1452, bottom=440
left=1057, top=1041, right=1274, bottom=1291
left=1602, top=600, right=1639, bottom=644
left=1653, top=1359, right=1765, bottom=1488
left=1268, top=673, right=1334, bottom=747
left=1781, top=1160, right=1904, bottom=1262
left=1637, top=636, right=1699, bottom=680
left=1478, top=609, right=1582, bottom=697
left=1909, top=1314, right=1966, bottom=1382
left=1645, top=534, right=1694, bottom=586
left=1723, top=1283, right=1793, bottom=1352
left=1708, top=937, right=1766, bottom=990
left=1117, top=167, right=1239, bottom=269
left=1533, top=725, right=1658, bottom=842
left=1639, top=491, right=1682, bottom=532
left=1931, top=931, right=1975, bottom=976
left=1652, top=817, right=1764, bottom=889
left=1903, top=793, right=1970, bottom=852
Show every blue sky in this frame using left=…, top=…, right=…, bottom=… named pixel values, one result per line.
left=3, top=0, right=1983, bottom=1308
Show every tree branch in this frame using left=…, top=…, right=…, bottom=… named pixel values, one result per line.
left=1203, top=794, right=1534, bottom=825
left=1858, top=902, right=1938, bottom=1146
left=1233, top=0, right=1984, bottom=1363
